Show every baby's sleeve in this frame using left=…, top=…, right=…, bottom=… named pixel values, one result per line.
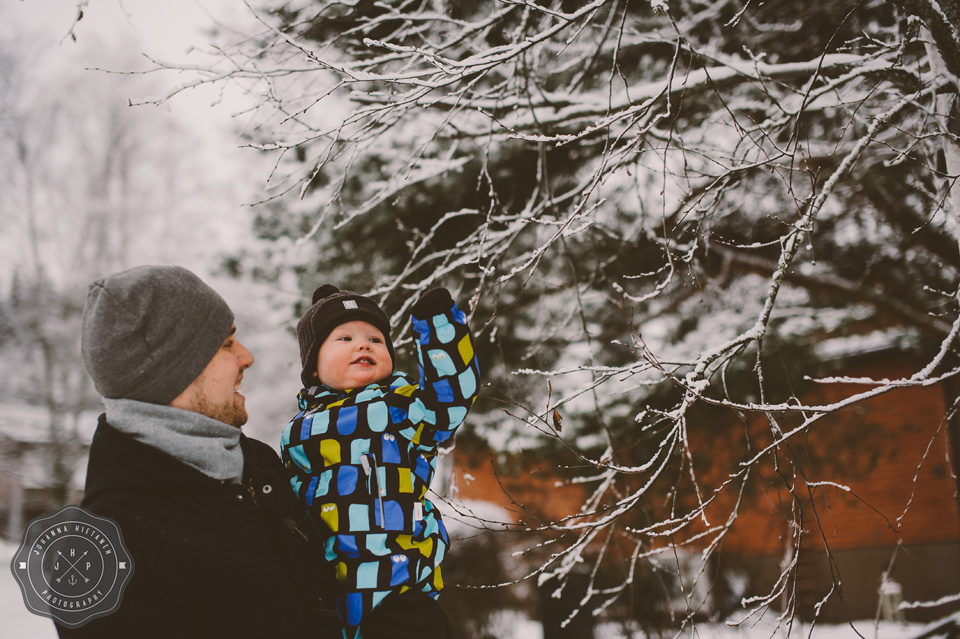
left=403, top=288, right=480, bottom=450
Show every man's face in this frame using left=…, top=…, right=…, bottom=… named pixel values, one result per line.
left=315, top=320, right=392, bottom=390
left=169, top=325, right=254, bottom=427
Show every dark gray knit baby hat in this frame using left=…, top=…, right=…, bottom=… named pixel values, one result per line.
left=296, top=284, right=394, bottom=387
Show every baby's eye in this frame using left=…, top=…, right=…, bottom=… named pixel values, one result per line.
left=337, top=335, right=352, bottom=342
left=371, top=337, right=382, bottom=343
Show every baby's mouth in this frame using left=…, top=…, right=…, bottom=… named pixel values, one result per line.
left=352, top=357, right=375, bottom=366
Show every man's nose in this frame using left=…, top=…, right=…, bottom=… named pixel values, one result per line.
left=238, top=341, right=255, bottom=368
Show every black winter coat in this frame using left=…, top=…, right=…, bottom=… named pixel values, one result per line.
left=55, top=417, right=338, bottom=639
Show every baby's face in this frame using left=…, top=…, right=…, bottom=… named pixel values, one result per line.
left=315, top=320, right=392, bottom=390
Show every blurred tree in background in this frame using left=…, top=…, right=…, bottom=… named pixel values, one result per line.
left=0, top=30, right=215, bottom=509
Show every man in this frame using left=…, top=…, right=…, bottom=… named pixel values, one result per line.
left=56, top=265, right=336, bottom=638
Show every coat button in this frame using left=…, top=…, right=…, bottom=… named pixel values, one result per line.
left=262, top=484, right=273, bottom=494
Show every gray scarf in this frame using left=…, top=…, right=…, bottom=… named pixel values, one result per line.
left=103, top=398, right=244, bottom=484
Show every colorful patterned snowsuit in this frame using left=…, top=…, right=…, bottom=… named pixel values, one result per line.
left=280, top=298, right=479, bottom=637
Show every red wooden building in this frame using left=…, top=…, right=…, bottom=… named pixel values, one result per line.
left=450, top=349, right=960, bottom=624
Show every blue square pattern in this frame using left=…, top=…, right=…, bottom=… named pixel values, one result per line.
left=348, top=504, right=371, bottom=532
left=337, top=405, right=359, bottom=436
left=337, top=534, right=360, bottom=558
left=337, top=465, right=359, bottom=495
left=383, top=500, right=405, bottom=531
left=356, top=561, right=380, bottom=589
left=381, top=434, right=401, bottom=464
left=390, top=554, right=411, bottom=586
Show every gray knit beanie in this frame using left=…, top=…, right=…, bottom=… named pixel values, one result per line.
left=81, top=265, right=235, bottom=405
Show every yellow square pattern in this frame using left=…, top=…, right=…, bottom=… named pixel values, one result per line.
left=458, top=335, right=474, bottom=365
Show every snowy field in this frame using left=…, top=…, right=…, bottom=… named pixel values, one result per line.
left=0, top=540, right=942, bottom=639
left=3, top=542, right=58, bottom=638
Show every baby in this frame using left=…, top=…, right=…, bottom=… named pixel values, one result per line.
left=280, top=284, right=480, bottom=639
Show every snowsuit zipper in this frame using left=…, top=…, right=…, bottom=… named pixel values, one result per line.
left=361, top=453, right=385, bottom=529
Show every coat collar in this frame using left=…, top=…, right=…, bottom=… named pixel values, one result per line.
left=83, top=416, right=259, bottom=504
left=296, top=372, right=411, bottom=411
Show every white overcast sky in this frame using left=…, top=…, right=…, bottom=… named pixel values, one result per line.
left=1, top=0, right=293, bottom=299
left=5, top=0, right=259, bottom=152
left=8, top=0, right=239, bottom=66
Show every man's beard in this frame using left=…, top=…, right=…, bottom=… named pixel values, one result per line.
left=193, top=394, right=248, bottom=428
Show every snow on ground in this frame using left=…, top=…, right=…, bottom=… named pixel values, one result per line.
left=2, top=542, right=58, bottom=638
left=0, top=539, right=941, bottom=639
left=663, top=617, right=930, bottom=639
